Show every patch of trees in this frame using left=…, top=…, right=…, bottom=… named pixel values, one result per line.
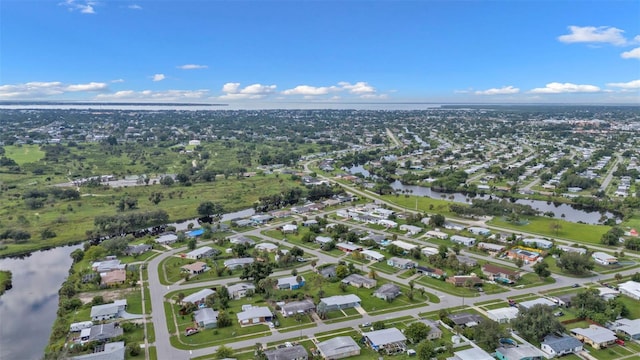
left=560, top=173, right=599, bottom=190
left=254, top=188, right=303, bottom=212
left=556, top=252, right=594, bottom=275
left=306, top=184, right=342, bottom=201
left=511, top=304, right=564, bottom=342
left=430, top=170, right=469, bottom=192
left=600, top=227, right=624, bottom=246
left=450, top=199, right=539, bottom=217
left=571, top=289, right=628, bottom=324
left=93, top=209, right=169, bottom=238
left=0, top=229, right=31, bottom=243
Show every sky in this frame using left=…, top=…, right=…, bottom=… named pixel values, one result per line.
left=1, top=0, right=639, bottom=105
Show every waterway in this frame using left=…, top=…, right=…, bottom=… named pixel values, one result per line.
left=0, top=244, right=81, bottom=360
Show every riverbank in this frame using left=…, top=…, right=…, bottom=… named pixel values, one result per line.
left=0, top=270, right=12, bottom=296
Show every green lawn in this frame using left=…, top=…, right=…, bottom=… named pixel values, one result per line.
left=487, top=216, right=610, bottom=245
left=4, top=144, right=46, bottom=164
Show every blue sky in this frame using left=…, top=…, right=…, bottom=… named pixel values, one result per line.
left=1, top=0, right=639, bottom=104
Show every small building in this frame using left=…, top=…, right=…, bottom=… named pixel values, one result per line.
left=237, top=306, right=273, bottom=326
left=185, top=246, right=217, bottom=260
left=182, top=288, right=215, bottom=305
left=361, top=249, right=385, bottom=262
left=224, top=257, right=254, bottom=270
left=315, top=236, right=333, bottom=246
left=426, top=230, right=448, bottom=240
left=374, top=283, right=402, bottom=301
left=79, top=323, right=123, bottom=343
left=446, top=275, right=482, bottom=287
left=90, top=300, right=127, bottom=321
left=155, top=233, right=178, bottom=245
left=255, top=242, right=279, bottom=252
left=506, top=248, right=540, bottom=263
left=457, top=255, right=478, bottom=267
left=468, top=227, right=491, bottom=236
left=251, top=214, right=274, bottom=224
left=482, top=264, right=520, bottom=282
left=571, top=325, right=617, bottom=349
left=416, top=319, right=442, bottom=340
left=523, top=238, right=553, bottom=249
left=390, top=240, right=418, bottom=252
left=363, top=328, right=407, bottom=355
left=281, top=299, right=315, bottom=317
left=318, top=294, right=361, bottom=312
left=124, top=244, right=152, bottom=256
left=518, top=298, right=557, bottom=310
left=100, top=269, right=127, bottom=286
left=448, top=347, right=494, bottom=360
left=70, top=321, right=94, bottom=332
left=592, top=252, right=618, bottom=265
left=230, top=235, right=256, bottom=247
left=556, top=245, right=587, bottom=255
left=226, top=282, right=256, bottom=300
left=282, top=224, right=298, bottom=234
left=612, top=318, right=640, bottom=340
left=277, top=275, right=305, bottom=290
left=378, top=219, right=398, bottom=228
left=342, top=274, right=377, bottom=288
left=417, top=266, right=445, bottom=279
left=71, top=342, right=124, bottom=360
left=477, top=242, right=505, bottom=253
left=619, top=280, right=640, bottom=300
left=421, top=246, right=439, bottom=256
left=92, top=259, right=125, bottom=273
left=264, top=344, right=308, bottom=360
left=194, top=307, right=218, bottom=329
left=541, top=334, right=584, bottom=358
left=336, top=242, right=363, bottom=253
left=386, top=257, right=416, bottom=269
left=450, top=235, right=476, bottom=247
left=447, top=312, right=484, bottom=327
left=495, top=344, right=546, bottom=360
left=181, top=261, right=208, bottom=275
left=486, top=307, right=519, bottom=323
left=399, top=224, right=422, bottom=235
left=317, top=336, right=360, bottom=359
left=318, top=264, right=337, bottom=279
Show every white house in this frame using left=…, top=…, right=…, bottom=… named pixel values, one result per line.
left=90, top=300, right=127, bottom=321
left=185, top=246, right=216, bottom=260
left=523, top=238, right=553, bottom=249
left=421, top=246, right=439, bottom=256
left=182, top=288, right=215, bottom=305
left=426, top=230, right=448, bottom=240
left=378, top=219, right=398, bottom=228
left=399, top=224, right=422, bottom=235
left=619, top=280, right=640, bottom=300
left=390, top=240, right=418, bottom=252
left=450, top=235, right=475, bottom=247
left=361, top=249, right=385, bottom=262
left=226, top=282, right=256, bottom=300
left=468, top=227, right=491, bottom=236
left=592, top=252, right=618, bottom=265
left=486, top=307, right=519, bottom=323
left=282, top=224, right=298, bottom=233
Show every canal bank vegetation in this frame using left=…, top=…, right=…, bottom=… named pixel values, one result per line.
left=0, top=270, right=12, bottom=296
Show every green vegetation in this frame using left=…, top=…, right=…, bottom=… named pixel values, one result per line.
left=4, top=144, right=46, bottom=164
left=488, top=216, right=609, bottom=244
left=0, top=270, right=12, bottom=296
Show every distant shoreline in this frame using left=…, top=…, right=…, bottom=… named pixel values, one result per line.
left=0, top=270, right=12, bottom=296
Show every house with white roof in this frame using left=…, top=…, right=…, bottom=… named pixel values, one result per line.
left=185, top=246, right=216, bottom=260
left=486, top=307, right=519, bottom=323
left=399, top=224, right=422, bottom=235
left=317, top=336, right=361, bottom=359
left=523, top=238, right=553, bottom=249
left=619, top=280, right=640, bottom=300
left=448, top=347, right=493, bottom=360
left=182, top=288, right=215, bottom=305
left=592, top=252, right=618, bottom=265
left=224, top=257, right=254, bottom=270
left=612, top=318, right=640, bottom=340
left=363, top=328, right=407, bottom=355
left=495, top=344, right=546, bottom=360
left=318, top=294, right=361, bottom=313
left=390, top=240, right=418, bottom=252
left=450, top=235, right=476, bottom=247
left=518, top=298, right=557, bottom=310
left=90, top=300, right=127, bottom=321
left=386, top=257, right=416, bottom=269
left=226, top=282, right=256, bottom=300
left=282, top=224, right=298, bottom=234
left=361, top=249, right=385, bottom=262
left=276, top=275, right=305, bottom=290
left=194, top=308, right=218, bottom=329
left=255, top=242, right=278, bottom=252
left=468, top=227, right=491, bottom=236
left=426, top=230, right=448, bottom=240
left=571, top=325, right=617, bottom=349
left=237, top=306, right=273, bottom=326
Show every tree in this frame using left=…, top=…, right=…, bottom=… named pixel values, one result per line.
left=241, top=262, right=273, bottom=286
left=70, top=249, right=84, bottom=263
left=148, top=191, right=164, bottom=205
left=335, top=264, right=349, bottom=279
left=512, top=304, right=564, bottom=342
left=100, top=237, right=128, bottom=256
left=127, top=342, right=141, bottom=356
left=217, top=310, right=232, bottom=328
left=159, top=176, right=174, bottom=186
left=417, top=341, right=435, bottom=360
left=514, top=258, right=524, bottom=269
left=84, top=245, right=107, bottom=261
left=557, top=252, right=595, bottom=275
left=197, top=201, right=225, bottom=221
left=187, top=237, right=197, bottom=250
left=533, top=261, right=551, bottom=279
left=473, top=319, right=507, bottom=350
left=405, top=322, right=430, bottom=344
left=215, top=345, right=234, bottom=359
left=601, top=227, right=624, bottom=246
left=438, top=244, right=449, bottom=259
left=372, top=321, right=386, bottom=330
left=549, top=221, right=562, bottom=236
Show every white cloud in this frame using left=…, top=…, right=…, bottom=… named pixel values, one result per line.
left=0, top=81, right=108, bottom=99
left=95, top=89, right=209, bottom=101
left=529, top=82, right=600, bottom=94
left=475, top=86, right=520, bottom=95
left=152, top=74, right=166, bottom=82
left=282, top=85, right=339, bottom=96
left=338, top=81, right=376, bottom=95
left=128, top=4, right=142, bottom=10
left=111, top=79, right=125, bottom=83
left=359, top=94, right=388, bottom=99
left=219, top=82, right=276, bottom=100
left=59, top=0, right=96, bottom=14
left=177, top=64, right=208, bottom=70
left=558, top=26, right=627, bottom=45
left=606, top=79, right=640, bottom=89
left=621, top=47, right=640, bottom=59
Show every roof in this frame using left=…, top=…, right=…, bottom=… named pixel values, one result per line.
left=183, top=288, right=215, bottom=303
left=519, top=298, right=557, bottom=309
left=374, top=283, right=401, bottom=296
left=542, top=334, right=584, bottom=353
left=363, top=327, right=406, bottom=346
left=389, top=257, right=414, bottom=265
left=361, top=249, right=385, bottom=260
left=281, top=299, right=315, bottom=315
left=277, top=275, right=304, bottom=287
left=226, top=282, right=255, bottom=293
left=88, top=323, right=123, bottom=341
left=571, top=325, right=617, bottom=344
left=155, top=233, right=178, bottom=243
left=391, top=240, right=418, bottom=250
left=224, top=258, right=254, bottom=267
left=186, top=246, right=214, bottom=257
left=317, top=336, right=360, bottom=358
left=523, top=238, right=553, bottom=248
left=237, top=306, right=272, bottom=322
left=342, top=273, right=376, bottom=286
left=194, top=307, right=218, bottom=324
left=447, top=312, right=484, bottom=326
left=487, top=307, right=519, bottom=320
left=478, top=242, right=505, bottom=251
left=482, top=264, right=519, bottom=277
left=592, top=251, right=617, bottom=261
left=614, top=318, right=640, bottom=336
left=450, top=235, right=475, bottom=244
left=181, top=261, right=207, bottom=272
left=101, top=269, right=127, bottom=284
left=71, top=342, right=125, bottom=360
left=336, top=242, right=362, bottom=251
left=496, top=344, right=546, bottom=360
left=255, top=242, right=278, bottom=250
left=230, top=236, right=256, bottom=245
left=264, top=345, right=308, bottom=360
left=619, top=280, right=640, bottom=297
left=451, top=347, right=494, bottom=360
left=90, top=300, right=126, bottom=318
left=320, top=294, right=361, bottom=307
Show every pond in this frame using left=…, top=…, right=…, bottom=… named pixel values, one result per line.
left=0, top=244, right=81, bottom=360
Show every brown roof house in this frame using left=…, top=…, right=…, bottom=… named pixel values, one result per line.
left=100, top=269, right=127, bottom=287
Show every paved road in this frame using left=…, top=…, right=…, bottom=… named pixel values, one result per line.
left=600, top=154, right=621, bottom=192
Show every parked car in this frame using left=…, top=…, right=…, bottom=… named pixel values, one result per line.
left=185, top=327, right=199, bottom=336
left=572, top=283, right=580, bottom=288
left=615, top=339, right=625, bottom=346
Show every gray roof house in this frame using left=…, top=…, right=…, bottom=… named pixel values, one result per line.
left=71, top=341, right=125, bottom=360
left=318, top=294, right=361, bottom=313
left=237, top=306, right=273, bottom=325
left=230, top=235, right=256, bottom=247
left=155, top=233, right=178, bottom=245
left=90, top=300, right=127, bottom=321
left=447, top=312, right=484, bottom=327
left=264, top=344, right=308, bottom=360
left=571, top=325, right=617, bottom=349
left=182, top=288, right=215, bottom=305
left=224, top=257, right=254, bottom=270
left=124, top=244, right=152, bottom=256
left=374, top=283, right=402, bottom=301
left=541, top=334, right=584, bottom=358
left=194, top=307, right=218, bottom=329
left=495, top=344, right=546, bottom=360
left=417, top=319, right=443, bottom=340
left=318, top=265, right=337, bottom=278
left=317, top=336, right=361, bottom=359
left=363, top=328, right=407, bottom=355
left=281, top=299, right=315, bottom=317
left=341, top=273, right=377, bottom=288
left=79, top=323, right=123, bottom=343
left=185, top=246, right=217, bottom=260
left=226, top=282, right=256, bottom=300
left=612, top=318, right=640, bottom=340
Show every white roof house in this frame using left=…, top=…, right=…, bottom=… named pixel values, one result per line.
left=90, top=300, right=127, bottom=321
left=486, top=307, right=519, bottom=323
left=421, top=246, right=439, bottom=256
left=592, top=252, right=618, bottom=265
left=185, top=246, right=215, bottom=260
left=523, top=238, right=553, bottom=249
left=449, top=347, right=494, bottom=360
left=155, top=233, right=178, bottom=245
left=557, top=245, right=587, bottom=254
left=237, top=306, right=272, bottom=324
left=468, top=227, right=491, bottom=236
left=518, top=298, right=557, bottom=309
left=613, top=318, right=640, bottom=340
left=450, top=235, right=476, bottom=247
left=571, top=325, right=617, bottom=349
left=426, top=230, right=448, bottom=239
left=619, top=280, right=640, bottom=300
left=378, top=219, right=398, bottom=228
left=477, top=242, right=505, bottom=252
left=361, top=249, right=385, bottom=261
left=223, top=258, right=254, bottom=269
left=363, top=328, right=407, bottom=354
left=282, top=224, right=298, bottom=233
left=390, top=240, right=418, bottom=251
left=399, top=224, right=422, bottom=235
left=255, top=242, right=278, bottom=252
left=182, top=288, right=215, bottom=304
left=71, top=341, right=125, bottom=360
left=317, top=336, right=361, bottom=359
left=496, top=344, right=547, bottom=360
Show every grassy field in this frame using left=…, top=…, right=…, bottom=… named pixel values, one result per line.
left=4, top=144, right=46, bottom=164
left=0, top=270, right=11, bottom=296
left=381, top=194, right=457, bottom=217
left=487, top=216, right=610, bottom=244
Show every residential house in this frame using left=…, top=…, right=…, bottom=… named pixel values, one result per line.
left=233, top=219, right=254, bottom=227
left=79, top=323, right=123, bottom=343
left=226, top=282, right=256, bottom=300
left=362, top=328, right=407, bottom=355
left=495, top=344, right=546, bottom=360
left=181, top=261, right=208, bottom=275
left=468, top=227, right=491, bottom=236
left=280, top=299, right=315, bottom=317
left=399, top=224, right=423, bottom=235
left=390, top=240, right=418, bottom=252
left=230, top=235, right=256, bottom=247
left=361, top=249, right=385, bottom=262
left=71, top=342, right=124, bottom=360
left=482, top=264, right=520, bottom=283
left=224, top=258, right=254, bottom=270
left=374, top=283, right=402, bottom=301
left=619, top=280, right=640, bottom=300
left=421, top=246, right=439, bottom=256
left=486, top=307, right=519, bottom=323
left=541, top=334, right=584, bottom=358
left=477, top=242, right=505, bottom=253
left=444, top=222, right=465, bottom=231
left=90, top=300, right=127, bottom=321
left=417, top=266, right=445, bottom=279
left=302, top=219, right=318, bottom=227
left=612, top=318, right=640, bottom=340
left=506, top=249, right=540, bottom=263
left=446, top=275, right=482, bottom=287
left=182, top=288, right=215, bottom=305
left=185, top=246, right=217, bottom=260
left=255, top=242, right=278, bottom=252
left=124, top=244, right=151, bottom=256
left=237, top=306, right=273, bottom=326
left=315, top=236, right=333, bottom=246
left=336, top=242, right=363, bottom=253
left=450, top=235, right=476, bottom=247
left=518, top=298, right=557, bottom=310
left=426, top=230, right=449, bottom=240
left=556, top=245, right=587, bottom=255
left=282, top=224, right=298, bottom=234
left=523, top=238, right=553, bottom=249
left=448, top=348, right=494, bottom=360
left=155, top=233, right=178, bottom=245
left=251, top=214, right=273, bottom=225
left=277, top=275, right=305, bottom=290
left=571, top=325, right=617, bottom=349
left=100, top=269, right=127, bottom=286
left=92, top=259, right=125, bottom=273
left=70, top=321, right=94, bottom=332
left=457, top=255, right=478, bottom=267
left=386, top=257, right=416, bottom=269
left=264, top=345, right=308, bottom=360
left=592, top=252, right=618, bottom=265
left=341, top=274, right=377, bottom=288
left=316, top=336, right=361, bottom=359
left=378, top=219, right=398, bottom=228
left=194, top=307, right=218, bottom=329
left=447, top=312, right=484, bottom=327
left=317, top=294, right=362, bottom=313
left=416, top=319, right=443, bottom=340
left=318, top=265, right=337, bottom=279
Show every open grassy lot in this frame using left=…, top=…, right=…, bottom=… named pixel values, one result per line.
left=381, top=194, right=457, bottom=217
left=0, top=270, right=11, bottom=296
left=487, top=216, right=610, bottom=245
left=4, top=144, right=46, bottom=164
